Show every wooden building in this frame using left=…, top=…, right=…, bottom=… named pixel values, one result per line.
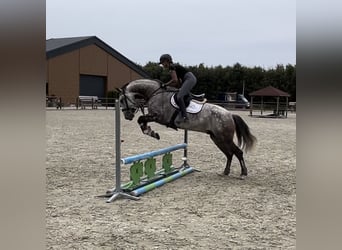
left=46, top=36, right=149, bottom=105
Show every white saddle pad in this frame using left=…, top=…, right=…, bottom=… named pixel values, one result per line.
left=170, top=94, right=204, bottom=114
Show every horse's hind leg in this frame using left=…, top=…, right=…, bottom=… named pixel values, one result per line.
left=224, top=153, right=233, bottom=175
left=209, top=133, right=233, bottom=175
left=232, top=144, right=248, bottom=178
left=210, top=133, right=248, bottom=178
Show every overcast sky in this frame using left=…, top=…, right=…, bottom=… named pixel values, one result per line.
left=46, top=0, right=296, bottom=68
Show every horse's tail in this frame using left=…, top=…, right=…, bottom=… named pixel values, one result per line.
left=232, top=114, right=257, bottom=152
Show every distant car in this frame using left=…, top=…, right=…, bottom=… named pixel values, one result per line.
left=225, top=94, right=250, bottom=109
left=215, top=92, right=250, bottom=109
left=236, top=94, right=250, bottom=108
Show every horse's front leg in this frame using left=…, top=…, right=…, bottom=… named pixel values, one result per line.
left=137, top=115, right=160, bottom=140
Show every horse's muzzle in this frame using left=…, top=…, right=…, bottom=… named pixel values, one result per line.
left=124, top=113, right=134, bottom=120
left=122, top=109, right=135, bottom=120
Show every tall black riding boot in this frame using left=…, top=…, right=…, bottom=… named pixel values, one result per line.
left=178, top=97, right=188, bottom=121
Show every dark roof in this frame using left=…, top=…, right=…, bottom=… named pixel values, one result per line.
left=46, top=36, right=149, bottom=78
left=249, top=85, right=290, bottom=97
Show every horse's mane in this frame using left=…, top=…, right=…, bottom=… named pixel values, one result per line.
left=127, top=79, right=160, bottom=88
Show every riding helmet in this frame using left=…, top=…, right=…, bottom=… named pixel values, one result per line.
left=159, top=54, right=173, bottom=64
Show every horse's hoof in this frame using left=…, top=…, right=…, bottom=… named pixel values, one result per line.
left=239, top=175, right=247, bottom=180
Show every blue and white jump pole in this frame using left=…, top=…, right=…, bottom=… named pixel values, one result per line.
left=130, top=167, right=194, bottom=196
left=121, top=143, right=187, bottom=165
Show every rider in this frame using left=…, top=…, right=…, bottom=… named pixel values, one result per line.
left=159, top=54, right=197, bottom=121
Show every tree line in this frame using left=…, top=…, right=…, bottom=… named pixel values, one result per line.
left=142, top=62, right=296, bottom=101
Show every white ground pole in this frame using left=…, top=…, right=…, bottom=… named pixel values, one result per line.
left=105, top=99, right=140, bottom=202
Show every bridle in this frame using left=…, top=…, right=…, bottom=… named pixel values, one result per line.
left=120, top=89, right=138, bottom=113
left=119, top=82, right=177, bottom=115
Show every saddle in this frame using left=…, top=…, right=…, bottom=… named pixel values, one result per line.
left=167, top=92, right=207, bottom=129
left=190, top=93, right=206, bottom=103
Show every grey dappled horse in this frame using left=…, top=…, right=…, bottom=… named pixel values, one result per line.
left=118, top=79, right=256, bottom=178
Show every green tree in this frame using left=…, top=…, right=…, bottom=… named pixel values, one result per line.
left=142, top=62, right=296, bottom=101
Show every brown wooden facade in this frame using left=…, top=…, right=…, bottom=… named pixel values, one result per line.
left=46, top=36, right=149, bottom=105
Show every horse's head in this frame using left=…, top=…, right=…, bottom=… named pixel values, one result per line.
left=117, top=79, right=161, bottom=120
left=118, top=87, right=145, bottom=121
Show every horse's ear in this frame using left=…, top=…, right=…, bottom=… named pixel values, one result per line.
left=115, top=88, right=122, bottom=93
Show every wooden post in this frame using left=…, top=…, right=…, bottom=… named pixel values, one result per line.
left=276, top=97, right=279, bottom=116
left=285, top=97, right=288, bottom=117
